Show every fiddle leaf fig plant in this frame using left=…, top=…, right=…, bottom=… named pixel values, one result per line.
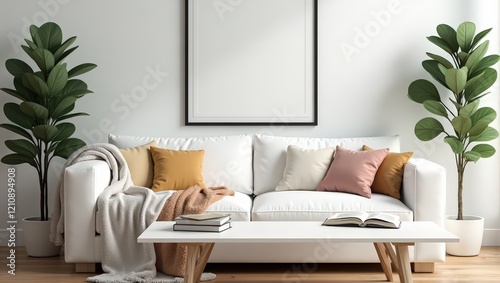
left=1, top=22, right=96, bottom=221
left=408, top=22, right=499, bottom=220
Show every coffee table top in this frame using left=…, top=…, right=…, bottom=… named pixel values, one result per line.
left=138, top=221, right=458, bottom=244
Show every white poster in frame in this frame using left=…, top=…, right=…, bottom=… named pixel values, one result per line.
left=186, top=0, right=317, bottom=125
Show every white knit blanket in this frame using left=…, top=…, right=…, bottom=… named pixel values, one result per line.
left=49, top=143, right=215, bottom=282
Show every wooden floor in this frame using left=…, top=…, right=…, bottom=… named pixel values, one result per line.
left=0, top=247, right=499, bottom=282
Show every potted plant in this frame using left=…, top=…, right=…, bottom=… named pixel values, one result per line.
left=1, top=22, right=96, bottom=256
left=408, top=21, right=499, bottom=256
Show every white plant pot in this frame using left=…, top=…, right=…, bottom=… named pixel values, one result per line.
left=445, top=215, right=484, bottom=256
left=22, top=217, right=61, bottom=257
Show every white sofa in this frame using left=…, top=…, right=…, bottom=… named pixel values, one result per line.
left=63, top=134, right=446, bottom=272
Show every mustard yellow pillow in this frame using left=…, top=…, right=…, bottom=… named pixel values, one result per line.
left=150, top=147, right=206, bottom=192
left=119, top=140, right=157, bottom=188
left=362, top=145, right=413, bottom=199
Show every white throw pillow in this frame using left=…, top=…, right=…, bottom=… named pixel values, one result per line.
left=275, top=145, right=335, bottom=191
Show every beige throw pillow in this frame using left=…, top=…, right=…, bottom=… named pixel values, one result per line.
left=275, top=145, right=335, bottom=191
left=119, top=140, right=157, bottom=188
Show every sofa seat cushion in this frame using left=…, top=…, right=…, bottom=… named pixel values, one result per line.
left=204, top=191, right=252, bottom=221
left=95, top=191, right=251, bottom=234
left=251, top=191, right=413, bottom=221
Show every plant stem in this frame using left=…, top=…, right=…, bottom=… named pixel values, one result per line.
left=42, top=141, right=49, bottom=221
left=457, top=155, right=465, bottom=220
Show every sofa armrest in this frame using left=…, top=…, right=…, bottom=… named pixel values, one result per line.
left=402, top=157, right=446, bottom=263
left=402, top=158, right=446, bottom=224
left=64, top=160, right=110, bottom=263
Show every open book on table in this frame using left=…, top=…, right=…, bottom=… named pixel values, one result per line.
left=322, top=212, right=401, bottom=229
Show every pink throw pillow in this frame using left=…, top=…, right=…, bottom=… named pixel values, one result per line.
left=317, top=146, right=389, bottom=198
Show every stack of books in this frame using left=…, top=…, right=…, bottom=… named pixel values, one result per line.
left=173, top=213, right=231, bottom=232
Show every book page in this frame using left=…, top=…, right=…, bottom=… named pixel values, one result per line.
left=328, top=211, right=371, bottom=222
left=367, top=212, right=400, bottom=224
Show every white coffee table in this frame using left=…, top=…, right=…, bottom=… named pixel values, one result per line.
left=138, top=221, right=458, bottom=283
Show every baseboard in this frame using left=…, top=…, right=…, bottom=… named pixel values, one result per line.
left=482, top=229, right=500, bottom=246
left=0, top=229, right=25, bottom=246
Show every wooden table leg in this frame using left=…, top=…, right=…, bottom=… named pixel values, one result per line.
left=183, top=243, right=215, bottom=283
left=194, top=243, right=215, bottom=282
left=374, top=243, right=393, bottom=281
left=393, top=243, right=414, bottom=283
left=184, top=244, right=201, bottom=283
left=383, top=242, right=399, bottom=272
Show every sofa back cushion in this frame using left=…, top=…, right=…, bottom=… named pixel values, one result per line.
left=109, top=134, right=253, bottom=195
left=253, top=135, right=401, bottom=195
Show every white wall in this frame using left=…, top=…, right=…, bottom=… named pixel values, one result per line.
left=0, top=0, right=499, bottom=245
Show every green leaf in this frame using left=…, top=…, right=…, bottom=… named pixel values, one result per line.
left=22, top=73, right=49, bottom=97
left=470, top=28, right=492, bottom=50
left=21, top=45, right=34, bottom=61
left=465, top=68, right=497, bottom=101
left=452, top=116, right=472, bottom=138
left=427, top=36, right=453, bottom=54
left=54, top=138, right=86, bottom=159
left=1, top=153, right=36, bottom=167
left=24, top=39, right=38, bottom=50
left=29, top=25, right=42, bottom=47
left=445, top=67, right=468, bottom=94
left=408, top=79, right=441, bottom=103
left=426, top=52, right=454, bottom=69
left=1, top=88, right=27, bottom=101
left=55, top=46, right=78, bottom=64
left=415, top=117, right=445, bottom=141
left=470, top=107, right=496, bottom=134
left=13, top=78, right=38, bottom=101
left=0, top=124, right=33, bottom=141
left=37, top=22, right=63, bottom=53
left=5, top=139, right=37, bottom=158
left=68, top=63, right=97, bottom=78
left=5, top=59, right=34, bottom=78
left=464, top=72, right=483, bottom=89
left=471, top=144, right=496, bottom=158
left=19, top=102, right=49, bottom=122
left=52, top=123, right=76, bottom=141
left=465, top=40, right=489, bottom=72
left=458, top=52, right=469, bottom=64
left=51, top=96, right=77, bottom=119
left=53, top=36, right=76, bottom=61
left=31, top=48, right=55, bottom=74
left=55, top=112, right=89, bottom=123
left=470, top=126, right=499, bottom=142
left=33, top=125, right=59, bottom=143
left=60, top=79, right=91, bottom=98
left=444, top=136, right=464, bottom=153
left=423, top=100, right=447, bottom=117
left=459, top=100, right=479, bottom=117
left=47, top=142, right=58, bottom=154
left=3, top=103, right=34, bottom=129
left=437, top=24, right=459, bottom=52
left=470, top=55, right=500, bottom=78
left=449, top=98, right=462, bottom=112
left=464, top=151, right=481, bottom=162
left=457, top=22, right=476, bottom=52
left=422, top=60, right=448, bottom=88
left=47, top=63, right=68, bottom=96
